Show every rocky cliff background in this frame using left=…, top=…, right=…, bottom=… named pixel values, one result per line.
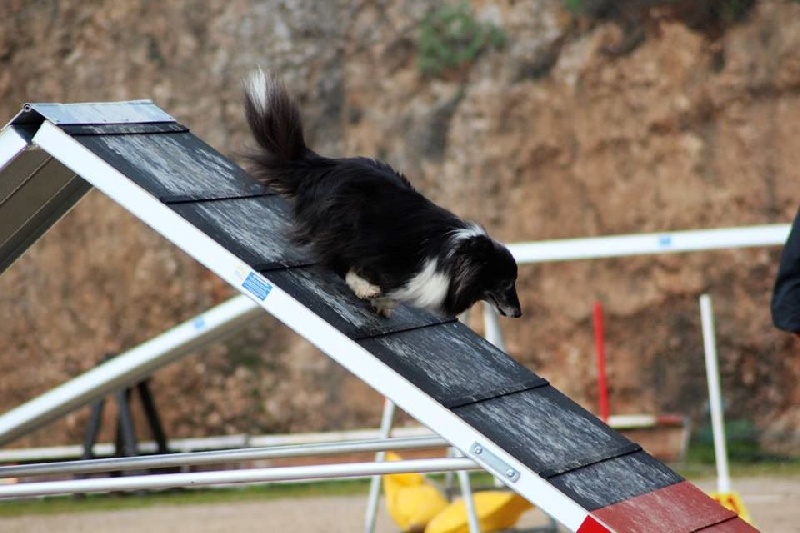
left=1, top=0, right=798, bottom=454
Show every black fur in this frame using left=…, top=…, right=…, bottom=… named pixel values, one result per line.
left=243, top=70, right=521, bottom=318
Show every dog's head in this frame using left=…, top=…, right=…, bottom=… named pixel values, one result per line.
left=448, top=235, right=522, bottom=318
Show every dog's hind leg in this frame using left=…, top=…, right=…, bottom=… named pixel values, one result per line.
left=345, top=270, right=382, bottom=300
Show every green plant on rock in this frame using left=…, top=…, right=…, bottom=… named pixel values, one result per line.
left=718, top=0, right=756, bottom=22
left=560, top=0, right=611, bottom=17
left=417, top=3, right=506, bottom=78
left=562, top=0, right=587, bottom=14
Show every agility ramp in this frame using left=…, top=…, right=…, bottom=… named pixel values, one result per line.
left=0, top=102, right=755, bottom=532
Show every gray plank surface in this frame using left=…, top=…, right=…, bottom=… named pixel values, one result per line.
left=548, top=450, right=683, bottom=511
left=454, top=386, right=640, bottom=478
left=19, top=101, right=175, bottom=126
left=359, top=322, right=548, bottom=408
left=171, top=196, right=312, bottom=270
left=75, top=132, right=269, bottom=201
left=61, top=123, right=188, bottom=136
left=267, top=266, right=451, bottom=340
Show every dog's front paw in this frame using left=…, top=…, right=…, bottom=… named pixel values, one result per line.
left=345, top=270, right=382, bottom=300
left=370, top=297, right=397, bottom=319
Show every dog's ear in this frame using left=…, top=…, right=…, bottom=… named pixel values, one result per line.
left=446, top=240, right=488, bottom=315
left=455, top=237, right=495, bottom=262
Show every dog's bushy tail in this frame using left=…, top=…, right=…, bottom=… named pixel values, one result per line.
left=243, top=69, right=312, bottom=196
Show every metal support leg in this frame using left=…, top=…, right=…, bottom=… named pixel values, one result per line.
left=455, top=448, right=482, bottom=533
left=76, top=396, right=107, bottom=496
left=81, top=398, right=106, bottom=460
left=482, top=306, right=507, bottom=490
left=443, top=448, right=457, bottom=496
left=114, top=389, right=139, bottom=458
left=79, top=352, right=170, bottom=482
left=136, top=380, right=168, bottom=454
left=482, top=303, right=507, bottom=352
left=363, top=398, right=397, bottom=533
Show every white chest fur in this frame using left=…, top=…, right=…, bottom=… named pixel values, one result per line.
left=389, top=258, right=450, bottom=311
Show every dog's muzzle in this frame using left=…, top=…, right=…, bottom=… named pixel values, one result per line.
left=487, top=288, right=522, bottom=318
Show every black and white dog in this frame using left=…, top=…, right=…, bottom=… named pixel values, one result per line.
left=243, top=69, right=521, bottom=319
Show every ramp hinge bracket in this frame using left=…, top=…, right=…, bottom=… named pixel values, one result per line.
left=470, top=442, right=520, bottom=483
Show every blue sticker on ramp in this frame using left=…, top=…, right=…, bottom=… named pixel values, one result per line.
left=242, top=272, right=272, bottom=301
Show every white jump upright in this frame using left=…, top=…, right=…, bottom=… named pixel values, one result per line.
left=699, top=294, right=732, bottom=495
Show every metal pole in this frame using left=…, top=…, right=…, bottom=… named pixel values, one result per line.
left=0, top=295, right=261, bottom=447
left=454, top=448, right=482, bottom=533
left=481, top=306, right=509, bottom=489
left=482, top=304, right=507, bottom=352
left=0, top=457, right=478, bottom=499
left=699, top=294, right=732, bottom=494
left=0, top=435, right=447, bottom=479
left=592, top=301, right=610, bottom=422
left=508, top=224, right=790, bottom=264
left=364, top=398, right=396, bottom=533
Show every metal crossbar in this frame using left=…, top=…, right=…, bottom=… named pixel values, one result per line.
left=507, top=224, right=788, bottom=264
left=0, top=457, right=478, bottom=499
left=0, top=435, right=447, bottom=479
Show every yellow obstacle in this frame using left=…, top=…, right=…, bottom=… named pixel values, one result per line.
left=709, top=491, right=753, bottom=525
left=382, top=452, right=533, bottom=533
left=426, top=491, right=533, bottom=533
left=383, top=452, right=450, bottom=532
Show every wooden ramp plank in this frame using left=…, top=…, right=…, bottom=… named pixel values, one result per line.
left=697, top=517, right=759, bottom=532
left=61, top=123, right=189, bottom=136
left=74, top=131, right=268, bottom=201
left=170, top=197, right=312, bottom=270
left=358, top=322, right=548, bottom=408
left=455, top=388, right=642, bottom=478
left=579, top=481, right=754, bottom=533
left=549, top=451, right=682, bottom=510
left=267, top=265, right=449, bottom=339
left=17, top=100, right=175, bottom=126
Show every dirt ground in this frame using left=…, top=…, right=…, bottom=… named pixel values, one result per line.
left=0, top=477, right=796, bottom=532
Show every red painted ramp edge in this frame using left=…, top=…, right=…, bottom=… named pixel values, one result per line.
left=577, top=481, right=759, bottom=532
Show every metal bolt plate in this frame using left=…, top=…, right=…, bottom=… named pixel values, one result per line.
left=469, top=442, right=519, bottom=483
